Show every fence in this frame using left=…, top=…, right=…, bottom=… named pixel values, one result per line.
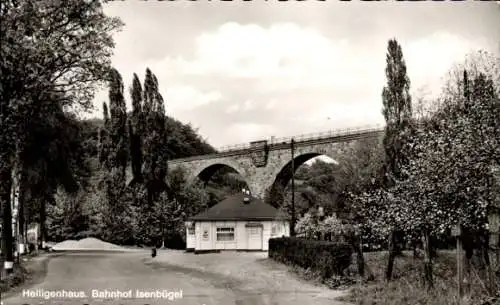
left=218, top=123, right=385, bottom=152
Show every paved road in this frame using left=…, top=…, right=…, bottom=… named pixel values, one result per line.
left=2, top=251, right=349, bottom=305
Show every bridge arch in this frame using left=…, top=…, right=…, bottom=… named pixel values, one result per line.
left=265, top=152, right=339, bottom=209
left=187, top=160, right=250, bottom=191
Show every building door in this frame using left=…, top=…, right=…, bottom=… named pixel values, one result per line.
left=200, top=223, right=212, bottom=250
left=246, top=226, right=263, bottom=250
left=186, top=224, right=196, bottom=249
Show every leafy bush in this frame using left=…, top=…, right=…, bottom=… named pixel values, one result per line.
left=269, top=237, right=352, bottom=278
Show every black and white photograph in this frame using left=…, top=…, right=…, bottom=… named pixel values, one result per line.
left=1, top=1, right=499, bottom=304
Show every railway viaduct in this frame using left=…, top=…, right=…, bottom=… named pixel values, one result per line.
left=157, top=124, right=385, bottom=200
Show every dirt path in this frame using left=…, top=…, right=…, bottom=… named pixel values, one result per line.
left=147, top=250, right=351, bottom=305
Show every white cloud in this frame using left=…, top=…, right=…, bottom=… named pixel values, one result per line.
left=265, top=99, right=278, bottom=110
left=243, top=99, right=255, bottom=111
left=176, top=22, right=353, bottom=89
left=404, top=32, right=482, bottom=97
left=225, top=104, right=239, bottom=114
left=174, top=22, right=486, bottom=105
left=169, top=23, right=487, bottom=145
left=224, top=100, right=255, bottom=114
left=304, top=102, right=386, bottom=129
left=89, top=19, right=493, bottom=146
left=164, top=85, right=222, bottom=112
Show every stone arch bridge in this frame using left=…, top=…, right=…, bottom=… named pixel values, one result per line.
left=163, top=124, right=385, bottom=200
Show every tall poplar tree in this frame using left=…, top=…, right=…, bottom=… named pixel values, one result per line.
left=107, top=68, right=128, bottom=184
left=129, top=73, right=144, bottom=184
left=99, top=68, right=130, bottom=243
left=381, top=39, right=413, bottom=281
left=142, top=68, right=168, bottom=205
left=98, top=102, right=111, bottom=170
left=128, top=69, right=169, bottom=245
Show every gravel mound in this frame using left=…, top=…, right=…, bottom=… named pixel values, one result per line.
left=51, top=240, right=78, bottom=250
left=51, top=237, right=125, bottom=251
left=77, top=237, right=123, bottom=250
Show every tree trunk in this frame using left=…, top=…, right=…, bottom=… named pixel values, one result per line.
left=18, top=189, right=24, bottom=250
left=463, top=245, right=473, bottom=296
left=479, top=232, right=496, bottom=296
left=394, top=230, right=403, bottom=256
left=385, top=230, right=397, bottom=281
left=18, top=171, right=27, bottom=256
left=345, top=230, right=370, bottom=281
left=497, top=233, right=500, bottom=273
left=38, top=197, right=46, bottom=250
left=411, top=234, right=420, bottom=259
left=0, top=164, right=14, bottom=273
left=24, top=221, right=28, bottom=253
left=461, top=230, right=474, bottom=296
left=355, top=235, right=375, bottom=281
left=422, top=230, right=434, bottom=289
left=161, top=219, right=165, bottom=249
left=353, top=233, right=364, bottom=277
left=11, top=167, right=20, bottom=264
left=482, top=243, right=495, bottom=296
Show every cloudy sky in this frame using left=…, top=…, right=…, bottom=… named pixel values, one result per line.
left=90, top=1, right=500, bottom=149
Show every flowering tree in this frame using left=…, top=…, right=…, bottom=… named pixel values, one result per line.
left=295, top=213, right=318, bottom=239
left=319, top=215, right=344, bottom=237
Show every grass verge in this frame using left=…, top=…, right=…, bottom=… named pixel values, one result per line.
left=0, top=253, right=51, bottom=296
left=268, top=250, right=499, bottom=304
left=337, top=251, right=499, bottom=305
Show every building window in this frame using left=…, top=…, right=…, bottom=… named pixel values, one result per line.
left=216, top=227, right=235, bottom=241
left=188, top=226, right=195, bottom=235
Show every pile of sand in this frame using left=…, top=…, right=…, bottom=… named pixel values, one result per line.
left=51, top=237, right=125, bottom=251
left=51, top=240, right=78, bottom=250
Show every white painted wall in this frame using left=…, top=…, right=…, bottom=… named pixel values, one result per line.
left=264, top=220, right=289, bottom=250
left=190, top=220, right=290, bottom=251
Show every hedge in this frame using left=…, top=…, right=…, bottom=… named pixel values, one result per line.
left=269, top=237, right=352, bottom=279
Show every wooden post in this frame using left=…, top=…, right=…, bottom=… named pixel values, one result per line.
left=452, top=223, right=463, bottom=303
left=290, top=138, right=295, bottom=237
left=489, top=166, right=500, bottom=292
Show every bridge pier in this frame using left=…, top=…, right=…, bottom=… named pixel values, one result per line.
left=246, top=178, right=269, bottom=201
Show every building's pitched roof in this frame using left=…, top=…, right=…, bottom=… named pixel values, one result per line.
left=189, top=193, right=289, bottom=221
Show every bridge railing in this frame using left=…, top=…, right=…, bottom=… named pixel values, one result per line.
left=217, top=123, right=385, bottom=152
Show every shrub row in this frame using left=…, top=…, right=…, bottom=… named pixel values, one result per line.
left=269, top=237, right=352, bottom=279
